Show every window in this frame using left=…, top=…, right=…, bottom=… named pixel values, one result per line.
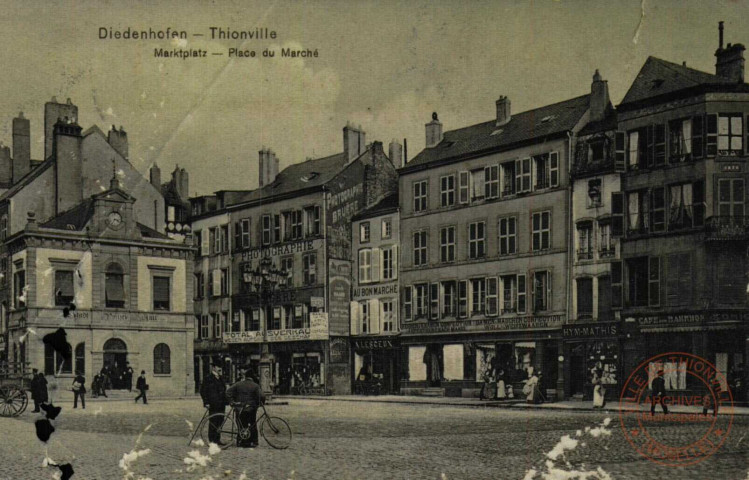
left=262, top=215, right=271, bottom=246
left=211, top=227, right=220, bottom=254
left=440, top=175, right=455, bottom=207
left=430, top=283, right=439, bottom=320
left=13, top=269, right=25, bottom=309
left=413, top=180, right=428, bottom=212
left=221, top=226, right=229, bottom=253
left=486, top=277, right=498, bottom=316
left=303, top=253, right=316, bottom=285
left=668, top=183, right=694, bottom=230
left=153, top=276, right=171, bottom=311
left=154, top=343, right=171, bottom=374
left=577, top=222, right=593, bottom=260
left=220, top=269, right=229, bottom=296
left=292, top=304, right=307, bottom=329
left=485, top=165, right=499, bottom=199
left=549, top=152, right=559, bottom=187
left=666, top=253, right=692, bottom=306
left=45, top=342, right=72, bottom=375
left=403, top=286, right=412, bottom=321
left=213, top=314, right=221, bottom=337
left=611, top=262, right=623, bottom=309
left=105, top=264, right=125, bottom=308
left=599, top=222, right=613, bottom=257
left=361, top=301, right=370, bottom=333
left=649, top=256, right=660, bottom=307
left=626, top=257, right=654, bottom=307
left=413, top=231, right=428, bottom=266
left=382, top=218, right=392, bottom=239
left=515, top=158, right=531, bottom=193
left=589, top=141, right=605, bottom=164
left=502, top=162, right=516, bottom=195
left=248, top=309, right=261, bottom=331
left=458, top=280, right=468, bottom=318
left=587, top=179, right=602, bottom=207
left=650, top=187, right=666, bottom=232
left=669, top=118, right=693, bottom=162
left=532, top=271, right=551, bottom=312
left=597, top=275, right=612, bottom=321
left=718, top=114, right=743, bottom=155
left=470, top=168, right=485, bottom=201
left=270, top=307, right=282, bottom=330
left=627, top=190, right=649, bottom=234
left=468, top=222, right=485, bottom=259
left=531, top=211, right=550, bottom=251
left=360, top=222, right=370, bottom=243
left=441, top=281, right=456, bottom=317
left=414, top=284, right=428, bottom=318
left=382, top=246, right=396, bottom=280
left=517, top=274, right=527, bottom=313
left=382, top=299, right=395, bottom=332
left=273, top=214, right=281, bottom=243
left=533, top=154, right=549, bottom=189
left=628, top=125, right=664, bottom=169
left=200, top=315, right=209, bottom=339
left=54, top=270, right=74, bottom=306
left=577, top=278, right=593, bottom=317
left=628, top=130, right=641, bottom=169
left=167, top=206, right=175, bottom=222
left=0, top=215, right=7, bottom=241
left=718, top=179, right=745, bottom=218
left=499, top=217, right=517, bottom=255
left=280, top=257, right=293, bottom=287
left=500, top=275, right=525, bottom=314
left=358, top=249, right=372, bottom=283
left=291, top=210, right=303, bottom=240
left=458, top=171, right=470, bottom=204
left=304, top=206, right=321, bottom=236
left=75, top=342, right=85, bottom=375
left=440, top=226, right=455, bottom=262
left=241, top=219, right=251, bottom=248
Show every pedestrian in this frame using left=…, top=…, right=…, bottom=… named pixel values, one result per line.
left=495, top=369, right=506, bottom=400
left=592, top=369, right=606, bottom=409
left=72, top=371, right=86, bottom=409
left=134, top=370, right=148, bottom=404
left=34, top=369, right=49, bottom=410
left=200, top=364, right=228, bottom=446
left=702, top=392, right=719, bottom=417
left=524, top=372, right=543, bottom=404
left=91, top=374, right=99, bottom=398
left=125, top=362, right=134, bottom=392
left=650, top=368, right=668, bottom=416
left=30, top=368, right=43, bottom=412
left=226, top=369, right=265, bottom=448
left=98, top=369, right=109, bottom=398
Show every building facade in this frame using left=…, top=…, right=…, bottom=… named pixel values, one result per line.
left=350, top=192, right=401, bottom=394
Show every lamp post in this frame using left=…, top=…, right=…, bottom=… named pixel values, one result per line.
left=249, top=256, right=289, bottom=396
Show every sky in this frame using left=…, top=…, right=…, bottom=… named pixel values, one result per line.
left=0, top=0, right=747, bottom=196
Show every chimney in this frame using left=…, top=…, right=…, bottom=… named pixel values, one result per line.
left=388, top=139, right=403, bottom=168
left=715, top=21, right=745, bottom=83
left=343, top=123, right=366, bottom=162
left=180, top=168, right=189, bottom=200
left=53, top=116, right=83, bottom=213
left=150, top=163, right=161, bottom=190
left=12, top=112, right=30, bottom=184
left=44, top=97, right=78, bottom=160
left=108, top=125, right=129, bottom=159
left=589, top=70, right=610, bottom=123
left=258, top=148, right=279, bottom=187
left=0, top=143, right=11, bottom=185
left=425, top=113, right=443, bottom=148
left=496, top=96, right=511, bottom=127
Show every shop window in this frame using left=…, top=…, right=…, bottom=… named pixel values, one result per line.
left=75, top=342, right=85, bottom=375
left=443, top=344, right=464, bottom=381
left=440, top=281, right=456, bottom=317
left=413, top=180, right=428, bottom=213
left=303, top=253, right=316, bottom=285
left=105, top=263, right=125, bottom=308
left=440, top=175, right=455, bottom=207
left=532, top=271, right=551, bottom=312
left=499, top=217, right=516, bottom=255
left=577, top=278, right=593, bottom=317
left=154, top=343, right=171, bottom=375
left=440, top=226, right=455, bottom=263
left=413, top=231, right=428, bottom=266
left=718, top=114, right=743, bottom=155
left=531, top=211, right=550, bottom=251
left=54, top=270, right=74, bottom=306
left=468, top=221, right=485, bottom=259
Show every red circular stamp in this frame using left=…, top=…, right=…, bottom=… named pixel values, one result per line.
left=619, top=352, right=734, bottom=467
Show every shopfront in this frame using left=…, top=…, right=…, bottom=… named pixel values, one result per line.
left=562, top=322, right=621, bottom=401
left=352, top=337, right=400, bottom=395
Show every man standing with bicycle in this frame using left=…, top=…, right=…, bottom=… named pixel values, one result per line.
left=226, top=368, right=265, bottom=448
left=200, top=364, right=228, bottom=446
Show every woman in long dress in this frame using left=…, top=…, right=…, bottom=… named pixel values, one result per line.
left=495, top=369, right=506, bottom=400
left=592, top=369, right=606, bottom=408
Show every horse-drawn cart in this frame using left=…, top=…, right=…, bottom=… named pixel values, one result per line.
left=0, top=361, right=30, bottom=417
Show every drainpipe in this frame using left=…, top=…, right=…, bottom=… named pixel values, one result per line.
left=561, top=130, right=575, bottom=401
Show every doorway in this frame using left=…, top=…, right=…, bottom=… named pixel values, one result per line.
left=103, top=338, right=128, bottom=390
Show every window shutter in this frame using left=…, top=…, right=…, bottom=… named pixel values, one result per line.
left=459, top=171, right=470, bottom=204
left=611, top=261, right=622, bottom=309
left=648, top=256, right=660, bottom=307
left=706, top=114, right=718, bottom=156
left=515, top=159, right=521, bottom=193
left=646, top=124, right=655, bottom=167
left=517, top=274, right=526, bottom=314
left=693, top=180, right=705, bottom=226
left=611, top=192, right=624, bottom=237
left=458, top=280, right=468, bottom=318
left=614, top=132, right=626, bottom=172
left=358, top=250, right=366, bottom=283
left=200, top=229, right=209, bottom=256
left=403, top=286, right=412, bottom=321
left=369, top=299, right=380, bottom=334
left=546, top=271, right=552, bottom=311
left=391, top=245, right=398, bottom=280
left=372, top=248, right=381, bottom=282
left=486, top=277, right=498, bottom=316
left=212, top=269, right=221, bottom=297
left=654, top=124, right=666, bottom=165
left=234, top=223, right=240, bottom=251
left=153, top=277, right=170, bottom=303
left=549, top=152, right=559, bottom=187
left=692, top=115, right=704, bottom=158
left=350, top=301, right=360, bottom=335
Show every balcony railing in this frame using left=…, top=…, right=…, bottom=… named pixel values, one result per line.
left=599, top=247, right=616, bottom=258
left=577, top=249, right=593, bottom=261
left=705, top=216, right=749, bottom=240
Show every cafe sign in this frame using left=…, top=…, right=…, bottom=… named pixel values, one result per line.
left=633, top=311, right=749, bottom=330
left=402, top=315, right=564, bottom=335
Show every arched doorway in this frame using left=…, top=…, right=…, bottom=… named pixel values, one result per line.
left=103, top=338, right=128, bottom=389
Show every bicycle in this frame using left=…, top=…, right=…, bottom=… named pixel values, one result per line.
left=193, top=402, right=292, bottom=450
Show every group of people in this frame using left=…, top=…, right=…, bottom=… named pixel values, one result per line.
left=200, top=364, right=265, bottom=448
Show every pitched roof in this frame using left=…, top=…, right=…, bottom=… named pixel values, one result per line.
left=351, top=193, right=399, bottom=221
left=619, top=57, right=740, bottom=107
left=232, top=151, right=350, bottom=206
left=404, top=94, right=590, bottom=170
left=40, top=199, right=95, bottom=230
left=0, top=158, right=54, bottom=202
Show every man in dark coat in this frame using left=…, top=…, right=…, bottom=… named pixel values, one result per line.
left=34, top=370, right=49, bottom=411
left=134, top=370, right=148, bottom=404
left=226, top=369, right=265, bottom=448
left=72, top=371, right=86, bottom=409
left=200, top=364, right=228, bottom=445
left=30, top=368, right=45, bottom=412
left=651, top=367, right=669, bottom=416
left=124, top=362, right=134, bottom=392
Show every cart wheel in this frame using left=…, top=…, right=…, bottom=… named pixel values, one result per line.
left=1, top=387, right=28, bottom=417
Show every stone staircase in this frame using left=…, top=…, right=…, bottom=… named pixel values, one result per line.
left=418, top=387, right=445, bottom=397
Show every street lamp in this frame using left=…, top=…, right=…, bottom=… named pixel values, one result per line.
left=249, top=256, right=290, bottom=396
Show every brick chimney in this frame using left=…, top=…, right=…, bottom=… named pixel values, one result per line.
left=12, top=112, right=30, bottom=184
left=388, top=139, right=403, bottom=168
left=150, top=163, right=161, bottom=190
left=44, top=97, right=78, bottom=160
left=0, top=143, right=11, bottom=185
left=343, top=123, right=366, bottom=162
left=589, top=69, right=610, bottom=123
left=258, top=148, right=279, bottom=187
left=715, top=21, right=745, bottom=83
left=53, top=117, right=83, bottom=214
left=425, top=113, right=443, bottom=148
left=496, top=96, right=511, bottom=127
left=108, top=125, right=128, bottom=159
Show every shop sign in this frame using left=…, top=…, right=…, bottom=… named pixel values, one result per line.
left=310, top=296, right=325, bottom=309
left=223, top=331, right=262, bottom=344
left=238, top=239, right=322, bottom=262
left=267, top=328, right=314, bottom=342
left=330, top=337, right=349, bottom=363
left=353, top=283, right=398, bottom=299
left=328, top=259, right=352, bottom=336
left=353, top=338, right=397, bottom=350
left=402, top=315, right=564, bottom=335
left=634, top=313, right=704, bottom=329
left=309, top=312, right=329, bottom=340
left=563, top=323, right=618, bottom=338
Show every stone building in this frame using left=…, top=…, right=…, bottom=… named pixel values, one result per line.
left=152, top=163, right=192, bottom=243
left=0, top=98, right=194, bottom=396
left=616, top=23, right=749, bottom=402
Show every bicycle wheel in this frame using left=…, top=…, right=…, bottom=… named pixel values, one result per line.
left=261, top=416, right=291, bottom=449
left=200, top=413, right=237, bottom=449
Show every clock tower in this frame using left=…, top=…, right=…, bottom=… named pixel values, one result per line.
left=89, top=170, right=139, bottom=240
